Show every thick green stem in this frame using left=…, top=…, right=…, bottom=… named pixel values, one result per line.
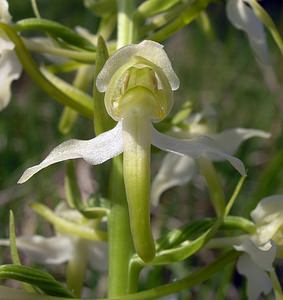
left=108, top=157, right=133, bottom=296
left=122, top=113, right=155, bottom=262
left=117, top=0, right=135, bottom=48
left=107, top=0, right=137, bottom=296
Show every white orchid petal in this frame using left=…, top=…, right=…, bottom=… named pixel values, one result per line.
left=0, top=50, right=22, bottom=110
left=0, top=38, right=14, bottom=52
left=18, top=122, right=123, bottom=183
left=237, top=253, right=273, bottom=300
left=88, top=241, right=108, bottom=272
left=96, top=40, right=180, bottom=92
left=209, top=128, right=270, bottom=155
left=250, top=195, right=283, bottom=244
left=251, top=195, right=283, bottom=223
left=226, top=0, right=270, bottom=65
left=234, top=239, right=276, bottom=271
left=0, top=235, right=74, bottom=264
left=151, top=125, right=246, bottom=176
left=151, top=153, right=196, bottom=206
left=0, top=0, right=12, bottom=23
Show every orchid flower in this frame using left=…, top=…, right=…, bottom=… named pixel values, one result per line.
left=18, top=40, right=245, bottom=262
left=235, top=239, right=276, bottom=300
left=0, top=202, right=108, bottom=272
left=233, top=195, right=283, bottom=299
left=151, top=119, right=269, bottom=206
left=0, top=0, right=22, bottom=110
left=226, top=0, right=270, bottom=65
left=251, top=195, right=283, bottom=253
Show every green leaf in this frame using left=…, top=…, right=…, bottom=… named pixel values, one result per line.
left=15, top=18, right=96, bottom=52
left=147, top=0, right=211, bottom=42
left=0, top=23, right=94, bottom=119
left=9, top=212, right=35, bottom=293
left=156, top=216, right=255, bottom=252
left=0, top=265, right=74, bottom=298
left=146, top=220, right=221, bottom=265
left=84, top=0, right=117, bottom=16
left=9, top=211, right=21, bottom=266
left=137, top=0, right=181, bottom=18
left=31, top=203, right=107, bottom=241
left=93, top=35, right=115, bottom=135
left=40, top=66, right=93, bottom=110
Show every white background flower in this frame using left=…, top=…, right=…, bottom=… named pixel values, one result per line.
left=0, top=0, right=22, bottom=110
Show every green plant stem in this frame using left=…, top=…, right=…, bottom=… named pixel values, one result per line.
left=197, top=158, right=225, bottom=217
left=224, top=176, right=246, bottom=217
left=117, top=0, right=135, bottom=48
left=107, top=1, right=136, bottom=296
left=66, top=239, right=88, bottom=297
left=108, top=157, right=133, bottom=296
left=128, top=263, right=142, bottom=294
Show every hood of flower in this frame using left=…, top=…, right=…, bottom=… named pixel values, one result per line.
left=250, top=195, right=283, bottom=247
left=96, top=40, right=180, bottom=122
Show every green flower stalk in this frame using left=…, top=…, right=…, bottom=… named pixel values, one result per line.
left=18, top=40, right=245, bottom=262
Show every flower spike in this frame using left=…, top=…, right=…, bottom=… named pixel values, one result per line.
left=19, top=40, right=246, bottom=263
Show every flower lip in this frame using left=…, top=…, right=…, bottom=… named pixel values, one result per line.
left=96, top=40, right=180, bottom=93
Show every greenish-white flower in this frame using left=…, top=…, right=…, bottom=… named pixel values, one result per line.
left=0, top=0, right=22, bottom=110
left=251, top=195, right=283, bottom=251
left=0, top=203, right=107, bottom=271
left=18, top=40, right=245, bottom=262
left=226, top=0, right=270, bottom=65
left=235, top=238, right=276, bottom=300
left=151, top=119, right=269, bottom=206
left=233, top=195, right=283, bottom=299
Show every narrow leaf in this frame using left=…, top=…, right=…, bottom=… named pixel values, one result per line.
left=0, top=264, right=74, bottom=298
left=15, top=18, right=96, bottom=52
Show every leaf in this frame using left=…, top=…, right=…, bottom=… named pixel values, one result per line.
left=9, top=211, right=35, bottom=293
left=0, top=264, right=74, bottom=298
left=0, top=23, right=94, bottom=119
left=9, top=211, right=21, bottom=265
left=15, top=18, right=96, bottom=52
left=137, top=0, right=181, bottom=18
